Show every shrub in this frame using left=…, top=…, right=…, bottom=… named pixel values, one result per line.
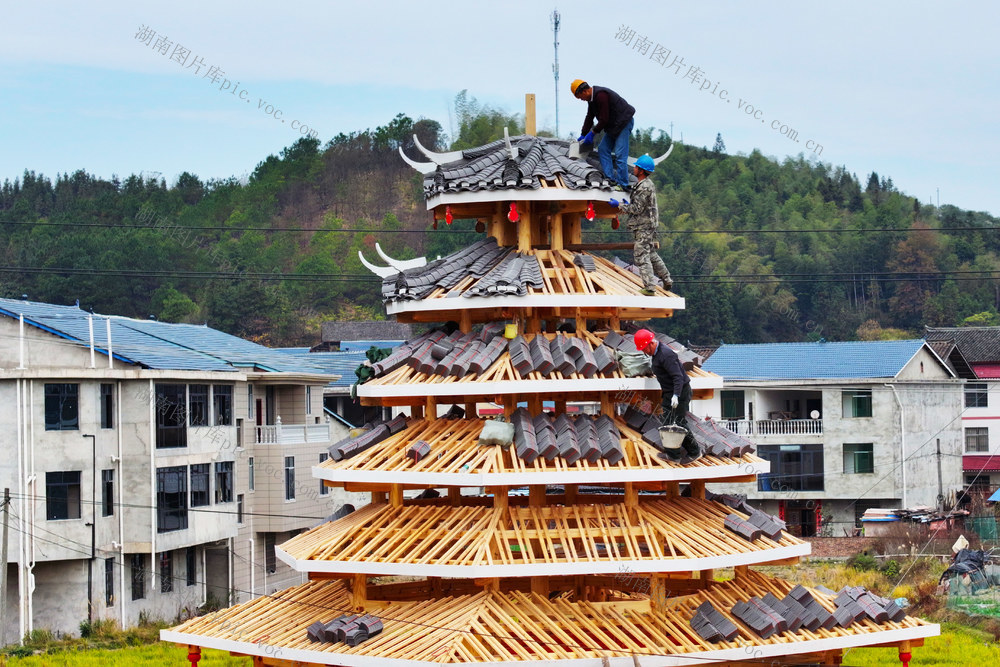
left=881, top=559, right=901, bottom=578
left=847, top=551, right=879, bottom=572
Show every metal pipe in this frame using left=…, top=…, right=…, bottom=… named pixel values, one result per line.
left=106, top=318, right=113, bottom=369
left=83, top=434, right=96, bottom=624
left=18, top=314, right=25, bottom=369
left=885, top=384, right=907, bottom=508
left=88, top=316, right=95, bottom=368
left=116, top=380, right=125, bottom=628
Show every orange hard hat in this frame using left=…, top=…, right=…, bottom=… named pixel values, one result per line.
left=634, top=329, right=656, bottom=350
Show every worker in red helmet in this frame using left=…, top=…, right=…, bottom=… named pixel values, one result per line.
left=634, top=329, right=701, bottom=463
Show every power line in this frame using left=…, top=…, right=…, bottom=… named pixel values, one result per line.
left=1, top=218, right=997, bottom=236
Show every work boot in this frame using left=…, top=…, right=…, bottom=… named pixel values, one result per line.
left=641, top=287, right=656, bottom=296
left=657, top=451, right=683, bottom=464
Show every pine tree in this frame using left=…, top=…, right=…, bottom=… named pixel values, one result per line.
left=712, top=133, right=726, bottom=154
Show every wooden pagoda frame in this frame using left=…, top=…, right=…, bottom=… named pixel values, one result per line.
left=164, top=96, right=936, bottom=666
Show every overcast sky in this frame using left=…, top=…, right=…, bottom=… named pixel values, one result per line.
left=2, top=1, right=997, bottom=215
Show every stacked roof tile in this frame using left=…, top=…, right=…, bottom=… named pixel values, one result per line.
left=424, top=135, right=611, bottom=197
left=623, top=406, right=754, bottom=459
left=381, top=237, right=545, bottom=301
left=510, top=408, right=623, bottom=464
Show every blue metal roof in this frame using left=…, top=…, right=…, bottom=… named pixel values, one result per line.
left=989, top=488, right=1000, bottom=503
left=0, top=297, right=334, bottom=375
left=274, top=348, right=381, bottom=388
left=702, top=339, right=930, bottom=380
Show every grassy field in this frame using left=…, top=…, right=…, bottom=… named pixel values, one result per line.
left=2, top=559, right=997, bottom=666
left=0, top=645, right=247, bottom=666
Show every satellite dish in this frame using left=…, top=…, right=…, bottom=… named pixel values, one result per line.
left=810, top=410, right=820, bottom=419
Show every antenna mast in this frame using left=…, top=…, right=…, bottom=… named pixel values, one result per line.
left=551, top=9, right=561, bottom=137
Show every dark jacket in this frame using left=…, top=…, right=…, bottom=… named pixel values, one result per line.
left=650, top=340, right=689, bottom=397
left=581, top=86, right=635, bottom=138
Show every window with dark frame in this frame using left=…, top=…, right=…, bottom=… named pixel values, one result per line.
left=100, top=383, right=114, bottom=428
left=306, top=386, right=312, bottom=414
left=190, top=464, right=210, bottom=507
left=757, top=444, right=825, bottom=492
left=156, top=466, right=188, bottom=533
left=215, top=461, right=234, bottom=503
left=248, top=457, right=255, bottom=492
left=966, top=382, right=989, bottom=408
left=101, top=469, right=114, bottom=517
left=186, top=547, right=196, bottom=587
left=264, top=533, right=276, bottom=573
left=965, top=427, right=989, bottom=453
left=188, top=384, right=209, bottom=427
left=155, top=384, right=187, bottom=448
left=159, top=551, right=173, bottom=593
left=843, top=443, right=875, bottom=474
left=105, top=557, right=115, bottom=607
left=284, top=456, right=295, bottom=501
left=131, top=553, right=146, bottom=601
left=720, top=390, right=745, bottom=420
left=248, top=384, right=254, bottom=419
left=319, top=453, right=329, bottom=496
left=44, top=383, right=79, bottom=431
left=213, top=385, right=233, bottom=426
left=237, top=494, right=244, bottom=524
left=45, top=471, right=81, bottom=520
left=842, top=390, right=873, bottom=418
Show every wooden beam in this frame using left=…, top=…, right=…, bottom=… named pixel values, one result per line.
left=389, top=484, right=404, bottom=508
left=525, top=93, right=536, bottom=136
left=529, top=485, right=546, bottom=507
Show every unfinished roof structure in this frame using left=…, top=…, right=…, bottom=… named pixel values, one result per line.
left=165, top=115, right=937, bottom=666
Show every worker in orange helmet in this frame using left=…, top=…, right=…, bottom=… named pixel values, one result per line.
left=634, top=328, right=701, bottom=463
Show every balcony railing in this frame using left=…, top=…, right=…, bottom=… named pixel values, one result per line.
left=725, top=419, right=823, bottom=437
left=255, top=422, right=331, bottom=445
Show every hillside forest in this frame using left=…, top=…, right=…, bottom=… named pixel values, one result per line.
left=1, top=93, right=998, bottom=347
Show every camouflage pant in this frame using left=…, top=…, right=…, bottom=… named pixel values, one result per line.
left=632, top=224, right=671, bottom=289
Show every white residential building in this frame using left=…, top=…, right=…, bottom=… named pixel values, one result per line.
left=692, top=339, right=963, bottom=537
left=926, top=327, right=1000, bottom=499
left=0, top=298, right=363, bottom=643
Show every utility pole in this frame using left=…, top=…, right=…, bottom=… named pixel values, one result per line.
left=551, top=9, right=561, bottom=137
left=936, top=438, right=944, bottom=512
left=2, top=488, right=10, bottom=647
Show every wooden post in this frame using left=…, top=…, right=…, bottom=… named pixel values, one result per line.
left=525, top=94, right=536, bottom=136
left=566, top=212, right=582, bottom=245
left=649, top=575, right=667, bottom=611
left=664, top=481, right=679, bottom=498
left=389, top=484, right=404, bottom=508
left=600, top=392, right=614, bottom=418
left=734, top=565, right=749, bottom=580
left=460, top=309, right=472, bottom=334
left=624, top=483, right=638, bottom=523
left=690, top=480, right=705, bottom=499
left=492, top=486, right=509, bottom=513
left=700, top=569, right=714, bottom=585
left=411, top=403, right=424, bottom=419
left=529, top=485, right=546, bottom=507
left=371, top=490, right=387, bottom=503
left=465, top=401, right=477, bottom=418
left=518, top=204, right=532, bottom=252
left=448, top=487, right=462, bottom=506
left=352, top=573, right=367, bottom=612
left=565, top=484, right=578, bottom=504
left=550, top=212, right=564, bottom=251
left=425, top=395, right=437, bottom=421
left=528, top=395, right=542, bottom=414
left=555, top=399, right=567, bottom=415
left=530, top=577, right=549, bottom=597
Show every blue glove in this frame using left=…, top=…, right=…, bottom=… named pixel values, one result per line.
left=608, top=198, right=620, bottom=207
left=578, top=130, right=594, bottom=144
left=622, top=198, right=629, bottom=205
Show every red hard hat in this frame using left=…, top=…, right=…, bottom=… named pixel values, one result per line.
left=634, top=329, right=655, bottom=350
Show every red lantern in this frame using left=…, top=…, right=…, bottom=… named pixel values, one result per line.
left=445, top=205, right=453, bottom=225
left=508, top=202, right=519, bottom=222
left=612, top=216, right=620, bottom=230
left=585, top=201, right=595, bottom=221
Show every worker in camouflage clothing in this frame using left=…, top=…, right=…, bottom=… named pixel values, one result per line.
left=609, top=154, right=672, bottom=294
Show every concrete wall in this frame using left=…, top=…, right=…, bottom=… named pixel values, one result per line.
left=0, top=320, right=349, bottom=640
